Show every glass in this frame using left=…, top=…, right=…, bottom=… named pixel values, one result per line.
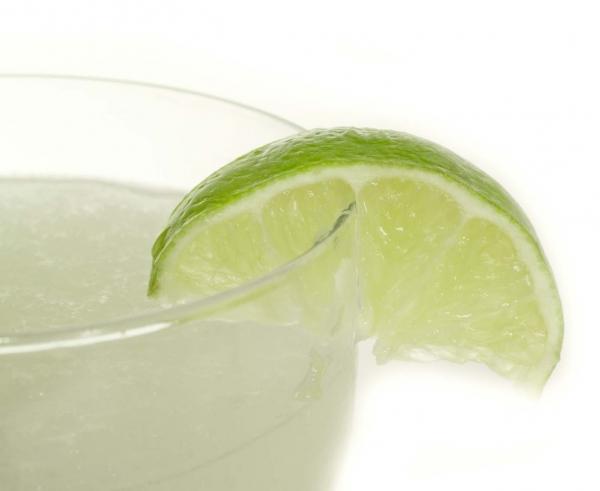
left=0, top=76, right=357, bottom=490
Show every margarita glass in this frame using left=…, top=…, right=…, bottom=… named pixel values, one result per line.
left=0, top=76, right=357, bottom=490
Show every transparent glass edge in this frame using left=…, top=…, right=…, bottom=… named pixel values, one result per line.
left=0, top=203, right=355, bottom=353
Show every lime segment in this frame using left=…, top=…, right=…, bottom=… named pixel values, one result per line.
left=149, top=128, right=562, bottom=388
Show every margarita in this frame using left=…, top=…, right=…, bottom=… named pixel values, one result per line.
left=0, top=179, right=357, bottom=490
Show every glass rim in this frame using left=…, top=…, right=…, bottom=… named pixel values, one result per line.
left=0, top=73, right=324, bottom=353
left=0, top=73, right=354, bottom=355
left=0, top=206, right=355, bottom=355
left=0, top=205, right=354, bottom=353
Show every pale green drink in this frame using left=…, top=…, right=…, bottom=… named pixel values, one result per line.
left=0, top=179, right=356, bottom=490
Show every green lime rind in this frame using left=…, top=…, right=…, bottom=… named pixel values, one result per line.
left=149, top=127, right=541, bottom=296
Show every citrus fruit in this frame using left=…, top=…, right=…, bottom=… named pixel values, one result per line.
left=148, top=128, right=562, bottom=388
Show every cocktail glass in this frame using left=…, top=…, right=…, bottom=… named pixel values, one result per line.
left=0, top=76, right=357, bottom=490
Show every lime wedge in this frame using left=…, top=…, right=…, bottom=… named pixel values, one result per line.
left=149, top=128, right=562, bottom=388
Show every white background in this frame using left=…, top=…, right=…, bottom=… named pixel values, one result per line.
left=1, top=1, right=598, bottom=489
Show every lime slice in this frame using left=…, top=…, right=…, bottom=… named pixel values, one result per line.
left=149, top=128, right=562, bottom=388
